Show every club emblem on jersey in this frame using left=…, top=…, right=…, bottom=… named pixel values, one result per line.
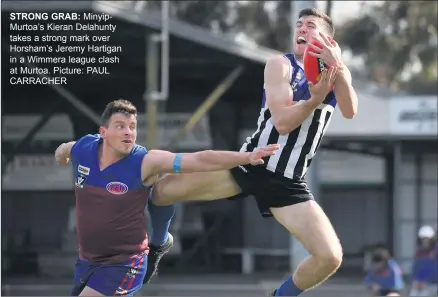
left=106, top=182, right=128, bottom=195
left=296, top=72, right=301, bottom=80
left=78, top=164, right=90, bottom=176
left=75, top=174, right=87, bottom=188
left=292, top=70, right=303, bottom=92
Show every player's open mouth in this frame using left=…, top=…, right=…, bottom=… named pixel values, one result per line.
left=297, top=36, right=307, bottom=45
left=122, top=140, right=132, bottom=144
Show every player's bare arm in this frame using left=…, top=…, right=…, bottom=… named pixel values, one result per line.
left=141, top=145, right=279, bottom=184
left=308, top=32, right=358, bottom=119
left=333, top=65, right=358, bottom=118
left=54, top=141, right=76, bottom=165
left=265, top=55, right=337, bottom=135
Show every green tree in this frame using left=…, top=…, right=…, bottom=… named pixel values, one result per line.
left=337, top=1, right=437, bottom=94
left=148, top=1, right=437, bottom=94
left=231, top=1, right=291, bottom=52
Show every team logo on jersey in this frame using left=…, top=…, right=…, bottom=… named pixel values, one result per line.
left=78, top=164, right=90, bottom=176
left=291, top=70, right=303, bottom=92
left=296, top=72, right=301, bottom=80
left=75, top=174, right=87, bottom=188
left=106, top=182, right=128, bottom=195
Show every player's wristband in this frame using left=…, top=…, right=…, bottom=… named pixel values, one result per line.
left=173, top=153, right=182, bottom=173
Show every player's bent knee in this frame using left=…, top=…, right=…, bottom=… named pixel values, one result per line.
left=316, top=244, right=343, bottom=271
left=151, top=174, right=186, bottom=206
left=152, top=175, right=184, bottom=206
left=271, top=200, right=343, bottom=272
left=312, top=232, right=343, bottom=271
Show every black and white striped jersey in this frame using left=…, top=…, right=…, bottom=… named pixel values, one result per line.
left=240, top=53, right=337, bottom=180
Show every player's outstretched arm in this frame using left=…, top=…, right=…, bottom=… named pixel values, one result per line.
left=54, top=141, right=76, bottom=165
left=265, top=56, right=330, bottom=135
left=142, top=145, right=280, bottom=176
left=333, top=65, right=358, bottom=119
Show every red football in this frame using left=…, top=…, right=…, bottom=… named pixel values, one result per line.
left=303, top=39, right=335, bottom=91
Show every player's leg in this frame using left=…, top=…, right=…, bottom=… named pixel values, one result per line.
left=270, top=201, right=342, bottom=296
left=148, top=198, right=175, bottom=246
left=151, top=170, right=243, bottom=206
left=145, top=170, right=243, bottom=282
left=143, top=196, right=176, bottom=284
left=84, top=252, right=147, bottom=296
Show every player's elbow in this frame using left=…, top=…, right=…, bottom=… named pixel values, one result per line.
left=337, top=93, right=358, bottom=119
left=339, top=103, right=357, bottom=119
left=273, top=118, right=294, bottom=135
left=342, top=110, right=356, bottom=119
left=275, top=123, right=291, bottom=136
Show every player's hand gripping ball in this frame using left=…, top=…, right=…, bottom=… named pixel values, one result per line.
left=304, top=39, right=336, bottom=91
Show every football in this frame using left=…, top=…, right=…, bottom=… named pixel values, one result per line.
left=303, top=39, right=335, bottom=91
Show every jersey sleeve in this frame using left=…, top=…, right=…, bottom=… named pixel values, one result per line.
left=130, top=145, right=148, bottom=181
left=70, top=134, right=100, bottom=165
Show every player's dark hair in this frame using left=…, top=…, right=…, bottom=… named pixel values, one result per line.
left=101, top=99, right=137, bottom=126
left=298, top=8, right=335, bottom=36
left=371, top=247, right=391, bottom=263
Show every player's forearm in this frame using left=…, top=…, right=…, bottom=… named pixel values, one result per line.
left=275, top=100, right=319, bottom=135
left=184, top=150, right=250, bottom=172
left=334, top=69, right=358, bottom=119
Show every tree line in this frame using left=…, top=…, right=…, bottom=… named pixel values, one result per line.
left=147, top=1, right=437, bottom=95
